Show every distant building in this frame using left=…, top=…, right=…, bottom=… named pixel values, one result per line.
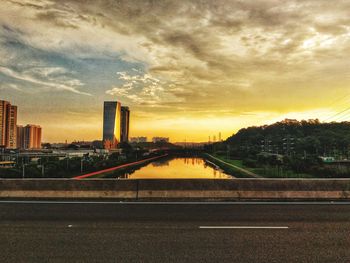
left=130, top=137, right=148, bottom=143
left=17, top=124, right=42, bottom=149
left=6, top=104, right=17, bottom=149
left=0, top=100, right=7, bottom=147
left=23, top=124, right=42, bottom=149
left=152, top=137, right=169, bottom=143
left=121, top=106, right=130, bottom=143
left=103, top=101, right=131, bottom=149
left=16, top=125, right=25, bottom=149
left=319, top=156, right=336, bottom=163
left=0, top=100, right=17, bottom=148
left=103, top=101, right=121, bottom=149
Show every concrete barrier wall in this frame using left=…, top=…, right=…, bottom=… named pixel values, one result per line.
left=1, top=179, right=350, bottom=200
left=0, top=179, right=137, bottom=199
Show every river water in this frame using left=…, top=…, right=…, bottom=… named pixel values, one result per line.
left=118, top=157, right=233, bottom=179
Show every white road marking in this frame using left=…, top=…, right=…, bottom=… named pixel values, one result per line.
left=0, top=201, right=349, bottom=205
left=199, top=226, right=289, bottom=229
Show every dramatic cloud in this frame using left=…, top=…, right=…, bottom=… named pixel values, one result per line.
left=106, top=71, right=183, bottom=106
left=1, top=0, right=350, bottom=141
left=0, top=66, right=90, bottom=95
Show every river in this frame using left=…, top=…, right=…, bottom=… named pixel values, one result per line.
left=115, top=157, right=233, bottom=179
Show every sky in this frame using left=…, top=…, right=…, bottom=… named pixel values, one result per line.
left=0, top=0, right=350, bottom=142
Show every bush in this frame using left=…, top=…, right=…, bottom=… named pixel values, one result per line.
left=0, top=168, right=21, bottom=178
left=242, top=158, right=258, bottom=168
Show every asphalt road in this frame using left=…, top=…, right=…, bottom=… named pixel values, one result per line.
left=1, top=201, right=350, bottom=263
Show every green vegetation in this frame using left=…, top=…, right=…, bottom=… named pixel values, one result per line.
left=206, top=119, right=350, bottom=178
left=0, top=141, right=181, bottom=179
left=205, top=154, right=255, bottom=178
left=0, top=155, right=127, bottom=179
left=210, top=154, right=312, bottom=178
left=0, top=154, right=164, bottom=179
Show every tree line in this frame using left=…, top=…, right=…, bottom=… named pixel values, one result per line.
left=206, top=119, right=350, bottom=178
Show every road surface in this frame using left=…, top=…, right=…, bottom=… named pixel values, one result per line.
left=1, top=201, right=350, bottom=262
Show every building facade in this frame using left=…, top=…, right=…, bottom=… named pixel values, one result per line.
left=23, top=124, right=42, bottom=149
left=0, top=100, right=17, bottom=148
left=16, top=125, right=25, bottom=149
left=0, top=100, right=9, bottom=147
left=1, top=99, right=42, bottom=149
left=6, top=105, right=17, bottom=148
left=103, top=101, right=121, bottom=149
left=121, top=106, right=130, bottom=143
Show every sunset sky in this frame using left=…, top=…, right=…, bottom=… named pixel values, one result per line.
left=1, top=0, right=350, bottom=142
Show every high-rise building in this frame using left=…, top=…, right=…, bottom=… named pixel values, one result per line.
left=121, top=106, right=130, bottom=143
left=17, top=125, right=25, bottom=149
left=103, top=101, right=121, bottom=149
left=6, top=105, right=17, bottom=148
left=24, top=124, right=42, bottom=149
left=0, top=100, right=9, bottom=147
left=0, top=100, right=17, bottom=148
left=1, top=100, right=42, bottom=149
left=35, top=125, right=42, bottom=149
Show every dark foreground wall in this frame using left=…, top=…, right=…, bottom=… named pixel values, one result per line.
left=1, top=179, right=350, bottom=200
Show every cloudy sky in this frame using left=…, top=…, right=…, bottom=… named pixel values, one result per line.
left=1, top=0, right=350, bottom=142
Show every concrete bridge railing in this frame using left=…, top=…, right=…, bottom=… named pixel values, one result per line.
left=1, top=179, right=350, bottom=200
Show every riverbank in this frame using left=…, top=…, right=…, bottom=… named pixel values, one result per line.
left=207, top=154, right=316, bottom=179
left=74, top=154, right=169, bottom=179
left=205, top=154, right=261, bottom=178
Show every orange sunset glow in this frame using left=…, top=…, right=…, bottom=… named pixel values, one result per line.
left=1, top=1, right=350, bottom=142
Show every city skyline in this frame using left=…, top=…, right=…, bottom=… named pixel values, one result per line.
left=1, top=1, right=350, bottom=142
left=0, top=99, right=42, bottom=149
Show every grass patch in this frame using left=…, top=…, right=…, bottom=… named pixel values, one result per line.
left=212, top=154, right=315, bottom=178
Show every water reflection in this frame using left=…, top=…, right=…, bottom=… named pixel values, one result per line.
left=119, top=157, right=233, bottom=179
left=151, top=160, right=170, bottom=167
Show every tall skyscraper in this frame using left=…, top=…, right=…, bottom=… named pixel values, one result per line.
left=0, top=100, right=17, bottom=148
left=121, top=106, right=130, bottom=143
left=0, top=100, right=9, bottom=147
left=103, top=101, right=121, bottom=149
left=6, top=105, right=17, bottom=148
